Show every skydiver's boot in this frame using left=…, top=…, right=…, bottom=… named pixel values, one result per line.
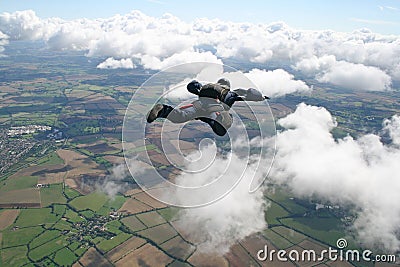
left=198, top=117, right=227, bottom=136
left=146, top=104, right=173, bottom=123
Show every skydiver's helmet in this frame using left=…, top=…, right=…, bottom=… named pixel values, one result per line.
left=217, top=78, right=231, bottom=89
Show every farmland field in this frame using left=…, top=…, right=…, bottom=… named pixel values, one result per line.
left=69, top=192, right=108, bottom=212
left=106, top=236, right=147, bottom=263
left=1, top=41, right=398, bottom=267
left=14, top=208, right=59, bottom=227
left=0, top=210, right=19, bottom=230
left=2, top=226, right=43, bottom=247
left=138, top=223, right=178, bottom=244
left=40, top=183, right=67, bottom=207
left=53, top=247, right=77, bottom=266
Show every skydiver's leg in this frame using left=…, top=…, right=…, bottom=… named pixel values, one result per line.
left=166, top=104, right=199, bottom=123
left=147, top=103, right=229, bottom=136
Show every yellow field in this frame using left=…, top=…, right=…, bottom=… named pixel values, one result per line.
left=79, top=247, right=111, bottom=266
left=114, top=243, right=173, bottom=267
left=133, top=192, right=167, bottom=209
left=118, top=198, right=152, bottom=214
left=0, top=210, right=20, bottom=230
left=188, top=251, right=229, bottom=267
left=56, top=149, right=105, bottom=179
left=0, top=188, right=40, bottom=206
left=106, top=237, right=146, bottom=263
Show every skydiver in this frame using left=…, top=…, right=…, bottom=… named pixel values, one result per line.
left=146, top=78, right=269, bottom=136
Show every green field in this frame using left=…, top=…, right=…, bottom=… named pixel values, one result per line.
left=0, top=245, right=30, bottom=267
left=157, top=207, right=180, bottom=222
left=265, top=201, right=290, bottom=225
left=2, top=226, right=43, bottom=248
left=105, top=220, right=123, bottom=235
left=53, top=204, right=67, bottom=216
left=36, top=151, right=64, bottom=166
left=265, top=189, right=308, bottom=214
left=271, top=226, right=307, bottom=244
left=64, top=186, right=81, bottom=200
left=30, top=229, right=61, bottom=249
left=0, top=176, right=38, bottom=192
left=40, top=184, right=67, bottom=207
left=28, top=236, right=68, bottom=261
left=14, top=208, right=59, bottom=227
left=281, top=217, right=344, bottom=247
left=53, top=219, right=73, bottom=231
left=96, top=232, right=130, bottom=253
left=53, top=247, right=77, bottom=266
left=96, top=195, right=126, bottom=216
left=69, top=192, right=109, bottom=212
left=64, top=209, right=84, bottom=223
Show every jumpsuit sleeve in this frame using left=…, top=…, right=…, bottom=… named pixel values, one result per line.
left=233, top=88, right=268, bottom=101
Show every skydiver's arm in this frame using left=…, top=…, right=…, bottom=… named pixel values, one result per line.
left=187, top=80, right=202, bottom=96
left=233, top=88, right=269, bottom=101
left=223, top=91, right=245, bottom=107
left=232, top=88, right=248, bottom=97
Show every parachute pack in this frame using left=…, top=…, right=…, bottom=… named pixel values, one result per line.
left=198, top=83, right=230, bottom=101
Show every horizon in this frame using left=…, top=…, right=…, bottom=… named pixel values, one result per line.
left=1, top=0, right=400, bottom=35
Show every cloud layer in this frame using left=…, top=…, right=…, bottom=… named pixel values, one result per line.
left=272, top=103, right=400, bottom=251
left=1, top=10, right=399, bottom=91
left=167, top=145, right=267, bottom=254
left=97, top=57, right=135, bottom=69
left=295, top=55, right=392, bottom=91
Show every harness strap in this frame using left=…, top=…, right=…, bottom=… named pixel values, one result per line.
left=179, top=103, right=194, bottom=110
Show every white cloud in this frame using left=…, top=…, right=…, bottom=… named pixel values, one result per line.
left=272, top=103, right=400, bottom=251
left=97, top=57, right=135, bottom=69
left=140, top=50, right=222, bottom=70
left=318, top=61, right=392, bottom=91
left=0, top=30, right=8, bottom=56
left=168, top=145, right=266, bottom=254
left=0, top=10, right=60, bottom=40
left=244, top=68, right=311, bottom=97
left=383, top=115, right=400, bottom=145
left=1, top=9, right=400, bottom=87
left=295, top=55, right=392, bottom=91
left=97, top=164, right=130, bottom=199
left=294, top=55, right=336, bottom=75
left=378, top=6, right=400, bottom=12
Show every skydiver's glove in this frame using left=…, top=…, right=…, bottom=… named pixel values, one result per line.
left=187, top=80, right=202, bottom=95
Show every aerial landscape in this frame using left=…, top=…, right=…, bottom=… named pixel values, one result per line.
left=0, top=1, right=400, bottom=266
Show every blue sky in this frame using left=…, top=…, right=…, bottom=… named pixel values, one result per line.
left=2, top=0, right=400, bottom=34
